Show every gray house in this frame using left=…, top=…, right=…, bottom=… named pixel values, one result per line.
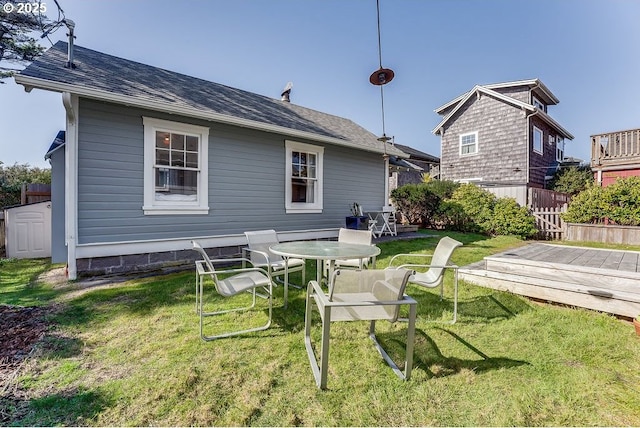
left=432, top=79, right=574, bottom=204
left=16, top=41, right=406, bottom=279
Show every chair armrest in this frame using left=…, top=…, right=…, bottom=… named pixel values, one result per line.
left=242, top=248, right=271, bottom=266
left=196, top=257, right=271, bottom=278
left=388, top=253, right=433, bottom=268
left=394, top=263, right=458, bottom=270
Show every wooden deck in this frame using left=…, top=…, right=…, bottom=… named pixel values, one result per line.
left=459, top=243, right=640, bottom=318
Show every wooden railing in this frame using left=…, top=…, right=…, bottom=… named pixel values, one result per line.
left=591, top=128, right=640, bottom=166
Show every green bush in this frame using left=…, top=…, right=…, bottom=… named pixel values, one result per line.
left=548, top=165, right=594, bottom=195
left=0, top=162, right=51, bottom=208
left=562, top=176, right=640, bottom=225
left=449, top=183, right=496, bottom=234
left=393, top=182, right=538, bottom=238
left=605, top=176, right=640, bottom=225
left=391, top=180, right=459, bottom=227
left=491, top=197, right=538, bottom=238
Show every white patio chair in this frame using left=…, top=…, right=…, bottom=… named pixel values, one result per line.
left=324, top=228, right=376, bottom=273
left=382, top=205, right=397, bottom=236
left=243, top=230, right=306, bottom=306
left=367, top=211, right=385, bottom=238
left=191, top=240, right=273, bottom=341
left=304, top=267, right=417, bottom=389
left=388, top=236, right=463, bottom=323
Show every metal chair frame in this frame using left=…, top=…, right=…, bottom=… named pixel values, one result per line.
left=192, top=241, right=274, bottom=341
left=388, top=236, right=462, bottom=324
left=243, top=230, right=306, bottom=307
left=304, top=268, right=417, bottom=389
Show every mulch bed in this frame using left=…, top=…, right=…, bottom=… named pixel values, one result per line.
left=0, top=304, right=51, bottom=423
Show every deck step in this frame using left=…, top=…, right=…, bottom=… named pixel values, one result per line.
left=460, top=264, right=640, bottom=318
left=484, top=256, right=640, bottom=294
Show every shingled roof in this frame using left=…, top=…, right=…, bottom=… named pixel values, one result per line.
left=16, top=41, right=405, bottom=157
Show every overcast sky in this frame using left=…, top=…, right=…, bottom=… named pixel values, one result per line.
left=1, top=0, right=639, bottom=169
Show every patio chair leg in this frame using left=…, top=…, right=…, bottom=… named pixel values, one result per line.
left=368, top=302, right=416, bottom=381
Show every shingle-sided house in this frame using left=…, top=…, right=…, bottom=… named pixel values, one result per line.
left=16, top=41, right=406, bottom=279
left=432, top=79, right=574, bottom=205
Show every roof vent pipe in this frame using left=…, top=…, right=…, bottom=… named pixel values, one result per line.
left=64, top=19, right=76, bottom=69
left=281, top=82, right=292, bottom=102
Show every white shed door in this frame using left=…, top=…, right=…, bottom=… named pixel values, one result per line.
left=6, top=203, right=52, bottom=259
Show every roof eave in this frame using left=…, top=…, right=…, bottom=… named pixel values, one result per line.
left=530, top=110, right=574, bottom=140
left=15, top=74, right=400, bottom=157
left=432, top=86, right=535, bottom=135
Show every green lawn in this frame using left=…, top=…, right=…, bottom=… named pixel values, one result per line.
left=2, top=231, right=640, bottom=426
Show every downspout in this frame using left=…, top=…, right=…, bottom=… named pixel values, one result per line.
left=62, top=92, right=79, bottom=280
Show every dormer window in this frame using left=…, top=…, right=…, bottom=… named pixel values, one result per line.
left=532, top=95, right=546, bottom=112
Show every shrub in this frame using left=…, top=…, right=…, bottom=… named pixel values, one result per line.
left=391, top=180, right=459, bottom=227
left=491, top=197, right=538, bottom=238
left=603, top=176, right=640, bottom=225
left=562, top=176, right=640, bottom=225
left=0, top=162, right=51, bottom=208
left=449, top=183, right=496, bottom=233
left=548, top=165, right=594, bottom=195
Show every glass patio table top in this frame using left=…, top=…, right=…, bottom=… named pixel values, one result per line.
left=270, top=241, right=381, bottom=283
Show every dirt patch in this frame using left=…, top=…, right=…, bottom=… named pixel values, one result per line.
left=0, top=304, right=54, bottom=423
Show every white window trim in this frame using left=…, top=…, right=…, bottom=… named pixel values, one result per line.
left=142, top=117, right=209, bottom=215
left=532, top=95, right=545, bottom=111
left=285, top=140, right=324, bottom=214
left=533, top=126, right=544, bottom=155
left=459, top=131, right=478, bottom=156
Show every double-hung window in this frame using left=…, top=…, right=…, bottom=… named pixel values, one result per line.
left=533, top=126, right=543, bottom=155
left=459, top=131, right=478, bottom=156
left=285, top=140, right=323, bottom=213
left=143, top=117, right=209, bottom=215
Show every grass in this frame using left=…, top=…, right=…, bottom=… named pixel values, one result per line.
left=2, top=231, right=640, bottom=426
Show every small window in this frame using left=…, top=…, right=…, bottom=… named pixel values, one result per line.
left=556, top=136, right=565, bottom=161
left=533, top=126, right=543, bottom=155
left=459, top=131, right=478, bottom=156
left=285, top=140, right=324, bottom=213
left=143, top=117, right=209, bottom=215
left=532, top=96, right=546, bottom=112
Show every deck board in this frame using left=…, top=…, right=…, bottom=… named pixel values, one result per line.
left=460, top=243, right=640, bottom=318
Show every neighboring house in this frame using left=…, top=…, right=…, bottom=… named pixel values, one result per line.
left=391, top=143, right=440, bottom=186
left=590, top=128, right=640, bottom=186
left=432, top=79, right=574, bottom=206
left=16, top=41, right=406, bottom=279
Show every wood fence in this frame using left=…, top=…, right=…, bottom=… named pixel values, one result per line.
left=528, top=187, right=570, bottom=210
left=532, top=205, right=566, bottom=240
left=22, top=183, right=51, bottom=205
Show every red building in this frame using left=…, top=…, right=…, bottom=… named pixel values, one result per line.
left=591, top=128, right=640, bottom=186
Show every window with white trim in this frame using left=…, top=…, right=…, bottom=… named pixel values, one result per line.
left=143, top=117, right=209, bottom=215
left=533, top=126, right=543, bottom=155
left=285, top=140, right=323, bottom=213
left=532, top=96, right=546, bottom=112
left=459, top=131, right=478, bottom=156
left=556, top=136, right=565, bottom=161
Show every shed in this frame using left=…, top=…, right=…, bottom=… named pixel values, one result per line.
left=4, top=201, right=52, bottom=259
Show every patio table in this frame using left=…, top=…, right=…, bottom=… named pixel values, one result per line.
left=269, top=241, right=381, bottom=302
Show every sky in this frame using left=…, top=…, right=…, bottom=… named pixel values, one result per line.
left=1, top=0, right=639, bottom=169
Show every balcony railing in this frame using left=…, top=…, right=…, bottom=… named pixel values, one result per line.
left=591, top=128, right=640, bottom=166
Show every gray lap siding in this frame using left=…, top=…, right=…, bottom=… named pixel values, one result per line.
left=76, top=98, right=385, bottom=245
